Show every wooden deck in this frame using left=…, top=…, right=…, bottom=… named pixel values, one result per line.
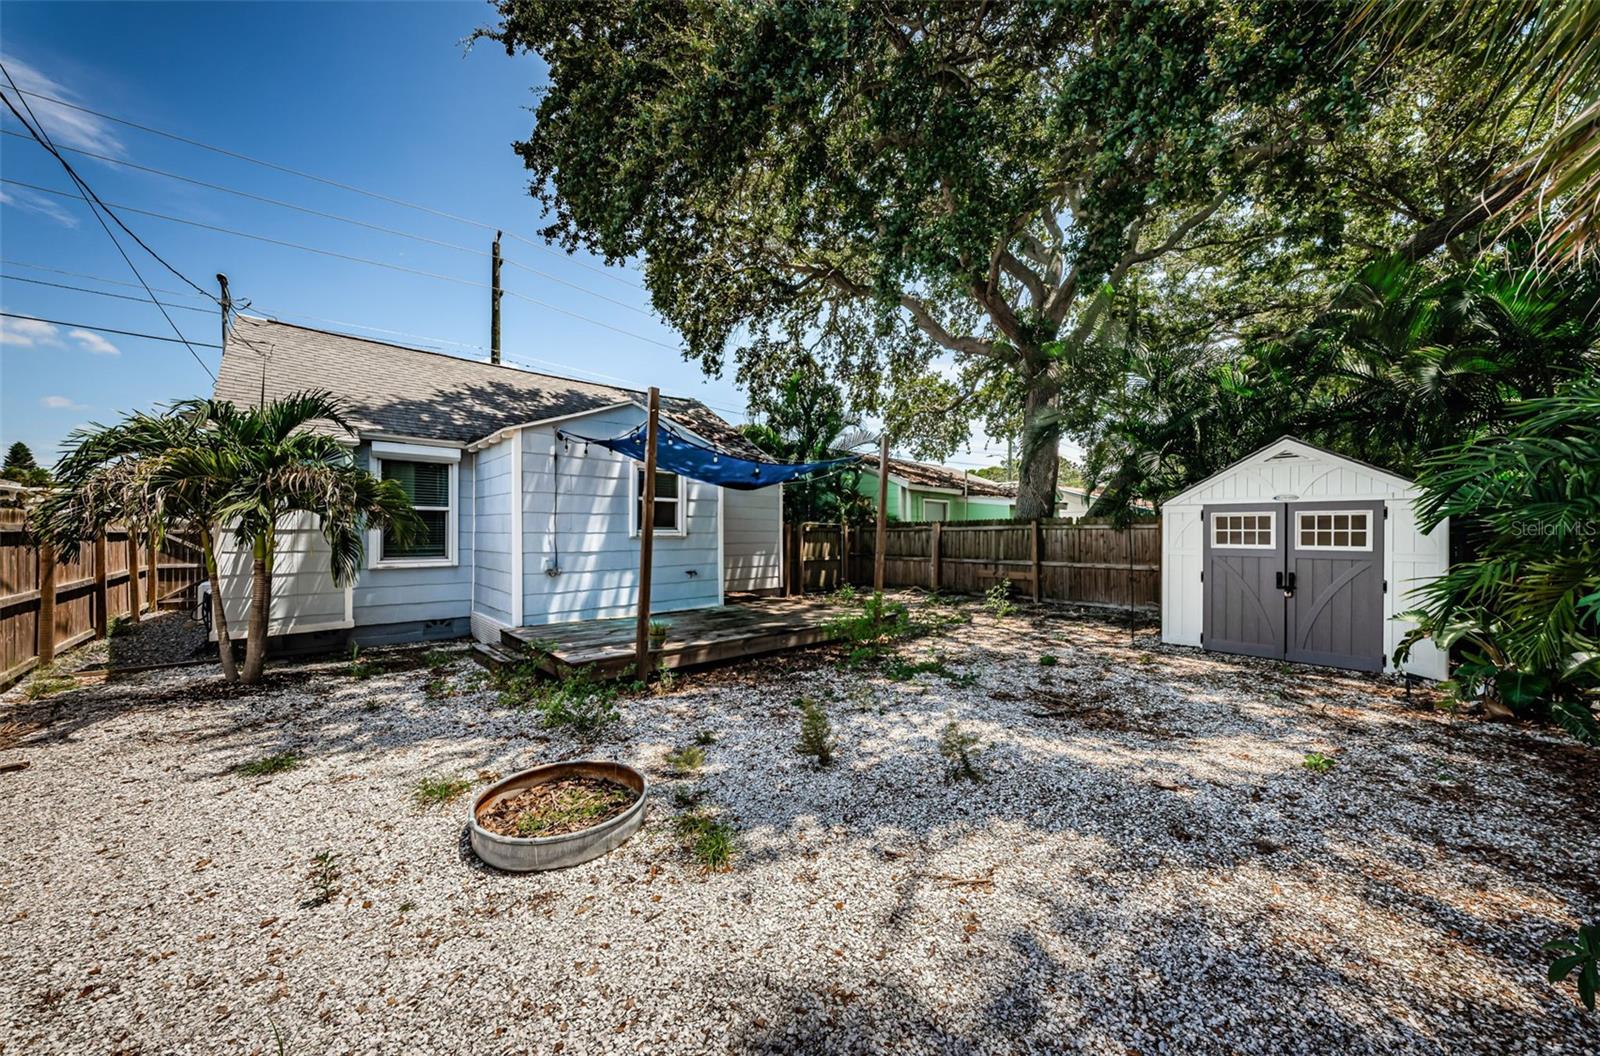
left=501, top=594, right=845, bottom=678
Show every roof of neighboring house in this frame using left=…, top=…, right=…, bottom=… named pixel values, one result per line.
left=855, top=454, right=1015, bottom=498
left=215, top=315, right=757, bottom=454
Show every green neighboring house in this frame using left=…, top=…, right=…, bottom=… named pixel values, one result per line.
left=854, top=455, right=1016, bottom=522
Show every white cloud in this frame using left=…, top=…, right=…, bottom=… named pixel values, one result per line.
left=67, top=328, right=119, bottom=355
left=0, top=187, right=80, bottom=228
left=0, top=317, right=62, bottom=347
left=40, top=395, right=87, bottom=411
left=0, top=52, right=124, bottom=156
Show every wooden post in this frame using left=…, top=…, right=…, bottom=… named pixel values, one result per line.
left=796, top=523, right=808, bottom=594
left=93, top=532, right=109, bottom=639
left=930, top=520, right=942, bottom=593
left=874, top=434, right=889, bottom=593
left=1030, top=520, right=1042, bottom=603
left=839, top=523, right=848, bottom=589
left=633, top=387, right=660, bottom=680
left=147, top=533, right=159, bottom=612
left=36, top=541, right=57, bottom=664
left=127, top=527, right=142, bottom=622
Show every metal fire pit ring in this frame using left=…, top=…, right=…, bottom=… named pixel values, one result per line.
left=468, top=759, right=648, bottom=872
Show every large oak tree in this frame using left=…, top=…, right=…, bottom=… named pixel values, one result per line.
left=482, top=0, right=1371, bottom=517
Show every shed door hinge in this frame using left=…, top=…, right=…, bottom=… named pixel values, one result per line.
left=1383, top=507, right=1389, bottom=519
left=1382, top=579, right=1388, bottom=593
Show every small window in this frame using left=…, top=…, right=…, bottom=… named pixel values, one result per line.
left=1297, top=511, right=1372, bottom=551
left=379, top=459, right=453, bottom=563
left=924, top=500, right=949, bottom=522
left=1211, top=511, right=1275, bottom=548
left=633, top=467, right=684, bottom=535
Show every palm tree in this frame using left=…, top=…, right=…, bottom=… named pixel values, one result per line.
left=210, top=392, right=420, bottom=683
left=35, top=403, right=244, bottom=681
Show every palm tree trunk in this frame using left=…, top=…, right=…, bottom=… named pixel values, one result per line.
left=200, top=525, right=238, bottom=683
left=241, top=533, right=272, bottom=684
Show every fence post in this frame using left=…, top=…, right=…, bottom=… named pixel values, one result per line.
left=93, top=532, right=109, bottom=639
left=127, top=527, right=142, bottom=620
left=147, top=533, right=159, bottom=612
left=930, top=521, right=942, bottom=592
left=796, top=523, right=808, bottom=594
left=1030, top=520, right=1042, bottom=603
left=37, top=541, right=57, bottom=665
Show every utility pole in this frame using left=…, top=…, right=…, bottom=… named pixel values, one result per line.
left=491, top=232, right=503, bottom=365
left=216, top=273, right=231, bottom=349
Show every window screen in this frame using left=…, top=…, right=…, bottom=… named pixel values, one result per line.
left=1297, top=511, right=1371, bottom=550
left=382, top=460, right=450, bottom=559
left=1212, top=512, right=1274, bottom=548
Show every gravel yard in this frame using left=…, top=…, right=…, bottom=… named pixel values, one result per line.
left=1, top=594, right=1595, bottom=1055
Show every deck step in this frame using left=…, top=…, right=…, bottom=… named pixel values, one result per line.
left=469, top=641, right=522, bottom=672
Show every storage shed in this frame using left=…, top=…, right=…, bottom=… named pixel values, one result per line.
left=1160, top=437, right=1448, bottom=680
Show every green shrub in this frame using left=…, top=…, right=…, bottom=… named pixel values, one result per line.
left=236, top=750, right=301, bottom=777
left=675, top=810, right=735, bottom=871
left=939, top=721, right=985, bottom=782
left=107, top=614, right=133, bottom=639
left=1545, top=923, right=1599, bottom=1011
left=493, top=662, right=622, bottom=738
left=665, top=745, right=705, bottom=775
left=795, top=697, right=836, bottom=767
left=692, top=729, right=717, bottom=746
left=1302, top=751, right=1337, bottom=774
left=1037, top=654, right=1059, bottom=667
left=826, top=591, right=913, bottom=664
left=413, top=775, right=472, bottom=806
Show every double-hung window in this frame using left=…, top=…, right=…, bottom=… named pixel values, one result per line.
left=632, top=467, right=685, bottom=536
left=371, top=445, right=458, bottom=567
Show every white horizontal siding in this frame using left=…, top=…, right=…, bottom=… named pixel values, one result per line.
left=473, top=439, right=514, bottom=624
left=723, top=485, right=782, bottom=592
left=216, top=511, right=348, bottom=634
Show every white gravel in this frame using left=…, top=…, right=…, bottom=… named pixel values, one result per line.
left=1, top=594, right=1595, bottom=1055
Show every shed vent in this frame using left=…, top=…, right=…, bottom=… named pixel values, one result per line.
left=1265, top=450, right=1302, bottom=461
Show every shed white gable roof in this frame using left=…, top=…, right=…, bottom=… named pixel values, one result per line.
left=1163, top=436, right=1415, bottom=509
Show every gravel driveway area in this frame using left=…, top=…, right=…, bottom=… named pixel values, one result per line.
left=2, top=594, right=1595, bottom=1055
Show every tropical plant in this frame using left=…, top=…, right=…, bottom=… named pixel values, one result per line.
left=740, top=368, right=872, bottom=527
left=1396, top=382, right=1600, bottom=742
left=1545, top=922, right=1600, bottom=1011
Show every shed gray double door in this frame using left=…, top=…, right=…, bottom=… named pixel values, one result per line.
left=1201, top=501, right=1385, bottom=672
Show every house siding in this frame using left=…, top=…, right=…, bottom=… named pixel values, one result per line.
left=351, top=445, right=473, bottom=631
left=723, top=485, right=783, bottom=592
left=471, top=438, right=515, bottom=626
left=215, top=512, right=348, bottom=634
left=520, top=407, right=722, bottom=625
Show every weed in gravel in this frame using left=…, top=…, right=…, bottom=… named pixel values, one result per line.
left=107, top=614, right=133, bottom=638
left=665, top=745, right=706, bottom=775
left=1038, top=654, right=1059, bottom=667
left=493, top=662, right=621, bottom=738
left=348, top=643, right=382, bottom=680
left=303, top=850, right=341, bottom=907
left=413, top=775, right=472, bottom=806
left=22, top=664, right=75, bottom=701
left=984, top=580, right=1018, bottom=619
left=795, top=697, right=837, bottom=767
left=1544, top=922, right=1599, bottom=1010
left=671, top=785, right=706, bottom=809
left=236, top=751, right=301, bottom=777
left=827, top=591, right=913, bottom=665
left=422, top=649, right=454, bottom=673
left=423, top=674, right=455, bottom=701
left=939, top=721, right=985, bottom=782
left=398, top=900, right=415, bottom=914
left=675, top=810, right=734, bottom=872
left=692, top=729, right=717, bottom=746
left=831, top=584, right=858, bottom=605
left=1302, top=751, right=1337, bottom=774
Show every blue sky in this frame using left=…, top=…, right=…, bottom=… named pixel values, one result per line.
left=0, top=1, right=1008, bottom=471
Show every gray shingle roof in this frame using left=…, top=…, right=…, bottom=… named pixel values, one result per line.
left=215, top=316, right=756, bottom=454
left=855, top=454, right=1015, bottom=497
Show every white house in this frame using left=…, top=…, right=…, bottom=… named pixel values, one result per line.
left=1160, top=437, right=1449, bottom=680
left=210, top=317, right=783, bottom=648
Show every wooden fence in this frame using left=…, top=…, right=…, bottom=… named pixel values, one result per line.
left=0, top=507, right=203, bottom=688
left=784, top=518, right=1160, bottom=609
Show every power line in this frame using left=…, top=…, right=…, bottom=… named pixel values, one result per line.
left=3, top=176, right=681, bottom=353
left=0, top=272, right=215, bottom=314
left=0, top=76, right=215, bottom=380
left=1, top=311, right=222, bottom=349
left=6, top=82, right=644, bottom=290
left=0, top=127, right=655, bottom=319
left=1, top=258, right=214, bottom=303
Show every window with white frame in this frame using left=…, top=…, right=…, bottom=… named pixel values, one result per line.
left=376, top=458, right=455, bottom=564
left=1211, top=511, right=1275, bottom=548
left=1297, top=510, right=1372, bottom=550
left=924, top=499, right=949, bottom=522
left=632, top=467, right=685, bottom=535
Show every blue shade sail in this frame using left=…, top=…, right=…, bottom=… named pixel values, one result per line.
left=557, top=424, right=856, bottom=490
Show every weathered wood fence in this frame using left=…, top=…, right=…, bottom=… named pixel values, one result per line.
left=783, top=518, right=1160, bottom=608
left=0, top=507, right=203, bottom=688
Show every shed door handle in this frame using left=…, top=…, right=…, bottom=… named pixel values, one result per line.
left=1275, top=571, right=1283, bottom=590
